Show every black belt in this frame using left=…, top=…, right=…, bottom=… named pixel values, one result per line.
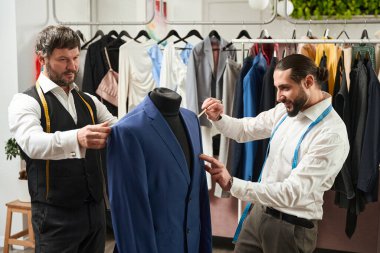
left=265, top=207, right=314, bottom=229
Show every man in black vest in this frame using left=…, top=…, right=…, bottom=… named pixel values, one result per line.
left=8, top=25, right=117, bottom=253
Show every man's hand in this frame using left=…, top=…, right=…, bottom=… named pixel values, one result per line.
left=77, top=121, right=111, bottom=149
left=199, top=154, right=232, bottom=191
left=201, top=98, right=224, bottom=121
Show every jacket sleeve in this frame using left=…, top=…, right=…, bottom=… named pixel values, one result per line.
left=107, top=124, right=158, bottom=253
left=185, top=47, right=199, bottom=113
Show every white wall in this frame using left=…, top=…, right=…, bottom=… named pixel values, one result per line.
left=0, top=0, right=23, bottom=246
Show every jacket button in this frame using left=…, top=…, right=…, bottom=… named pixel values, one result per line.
left=187, top=228, right=190, bottom=234
left=189, top=197, right=192, bottom=202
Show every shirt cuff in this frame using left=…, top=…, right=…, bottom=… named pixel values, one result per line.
left=212, top=114, right=229, bottom=131
left=60, top=129, right=86, bottom=159
left=230, top=177, right=251, bottom=200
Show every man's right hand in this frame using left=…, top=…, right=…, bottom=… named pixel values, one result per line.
left=201, top=98, right=224, bottom=121
left=77, top=121, right=111, bottom=149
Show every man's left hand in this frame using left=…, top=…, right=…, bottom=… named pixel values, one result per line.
left=199, top=154, right=232, bottom=191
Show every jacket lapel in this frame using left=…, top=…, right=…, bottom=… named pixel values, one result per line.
left=216, top=38, right=230, bottom=84
left=204, top=36, right=215, bottom=76
left=179, top=109, right=199, bottom=183
left=144, top=97, right=191, bottom=185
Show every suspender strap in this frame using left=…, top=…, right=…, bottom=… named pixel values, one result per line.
left=36, top=81, right=51, bottom=199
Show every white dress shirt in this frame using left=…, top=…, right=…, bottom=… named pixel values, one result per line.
left=160, top=42, right=188, bottom=108
left=8, top=73, right=117, bottom=160
left=213, top=94, right=349, bottom=219
left=118, top=39, right=157, bottom=118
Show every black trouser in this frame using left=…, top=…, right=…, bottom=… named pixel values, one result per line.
left=31, top=200, right=106, bottom=253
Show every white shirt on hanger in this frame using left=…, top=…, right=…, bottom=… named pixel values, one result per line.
left=8, top=73, right=117, bottom=160
left=160, top=41, right=189, bottom=107
left=118, top=39, right=157, bottom=118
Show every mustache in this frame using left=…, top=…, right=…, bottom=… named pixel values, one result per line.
left=63, top=70, right=77, bottom=75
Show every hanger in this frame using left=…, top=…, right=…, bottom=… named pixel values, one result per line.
left=306, top=29, right=313, bottom=39
left=323, top=28, right=330, bottom=38
left=259, top=29, right=269, bottom=39
left=236, top=29, right=252, bottom=39
left=291, top=29, right=296, bottom=39
left=134, top=30, right=151, bottom=43
left=157, top=30, right=183, bottom=45
left=76, top=30, right=86, bottom=43
left=222, top=29, right=252, bottom=51
left=336, top=29, right=350, bottom=39
left=106, top=30, right=131, bottom=50
left=107, top=30, right=118, bottom=39
left=208, top=30, right=220, bottom=41
left=81, top=30, right=104, bottom=50
left=173, top=29, right=203, bottom=43
left=118, top=30, right=133, bottom=40
left=361, top=29, right=369, bottom=39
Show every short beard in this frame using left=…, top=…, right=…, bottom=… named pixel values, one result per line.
left=45, top=63, right=77, bottom=87
left=287, top=89, right=308, bottom=117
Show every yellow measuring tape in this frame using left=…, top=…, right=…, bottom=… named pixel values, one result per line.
left=35, top=82, right=95, bottom=199
left=35, top=81, right=51, bottom=199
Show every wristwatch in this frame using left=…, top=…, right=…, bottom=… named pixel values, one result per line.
left=227, top=176, right=233, bottom=191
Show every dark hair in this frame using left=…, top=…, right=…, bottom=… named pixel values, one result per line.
left=35, top=25, right=80, bottom=58
left=275, top=54, right=328, bottom=87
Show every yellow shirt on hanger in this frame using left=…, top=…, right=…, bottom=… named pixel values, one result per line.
left=315, top=38, right=342, bottom=95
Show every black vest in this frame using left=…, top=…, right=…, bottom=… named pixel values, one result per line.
left=22, top=87, right=103, bottom=208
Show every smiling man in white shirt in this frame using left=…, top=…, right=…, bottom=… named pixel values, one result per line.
left=200, top=54, right=349, bottom=253
left=8, top=25, right=117, bottom=253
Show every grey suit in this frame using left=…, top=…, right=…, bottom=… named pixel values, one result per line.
left=186, top=36, right=236, bottom=127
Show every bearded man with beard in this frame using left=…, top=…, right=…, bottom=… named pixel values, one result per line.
left=199, top=54, right=350, bottom=253
left=8, top=25, right=117, bottom=253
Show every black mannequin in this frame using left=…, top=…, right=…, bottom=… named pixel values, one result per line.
left=149, top=88, right=192, bottom=176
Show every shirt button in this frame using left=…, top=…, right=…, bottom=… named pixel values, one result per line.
left=70, top=152, right=76, bottom=157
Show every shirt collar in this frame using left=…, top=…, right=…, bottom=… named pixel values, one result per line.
left=37, top=72, right=78, bottom=94
left=299, top=92, right=332, bottom=121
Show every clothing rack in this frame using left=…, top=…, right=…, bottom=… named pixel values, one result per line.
left=52, top=0, right=155, bottom=26
left=232, top=38, right=380, bottom=44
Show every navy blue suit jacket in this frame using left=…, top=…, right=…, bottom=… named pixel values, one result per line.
left=107, top=96, right=212, bottom=253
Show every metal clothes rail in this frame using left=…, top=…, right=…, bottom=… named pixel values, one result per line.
left=232, top=38, right=380, bottom=44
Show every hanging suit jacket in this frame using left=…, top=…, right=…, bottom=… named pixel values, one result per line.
left=107, top=96, right=212, bottom=253
left=357, top=59, right=380, bottom=202
left=332, top=56, right=354, bottom=207
left=186, top=36, right=236, bottom=127
left=242, top=53, right=267, bottom=181
left=230, top=56, right=254, bottom=178
left=253, top=56, right=278, bottom=182
left=345, top=58, right=369, bottom=238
